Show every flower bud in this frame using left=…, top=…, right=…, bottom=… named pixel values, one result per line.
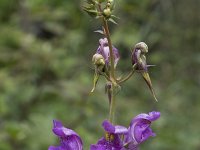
left=92, top=53, right=105, bottom=66
left=108, top=0, right=114, bottom=3
left=108, top=0, right=115, bottom=10
left=107, top=2, right=111, bottom=7
left=96, top=38, right=120, bottom=68
left=132, top=42, right=148, bottom=68
left=131, top=42, right=158, bottom=101
left=103, top=8, right=111, bottom=18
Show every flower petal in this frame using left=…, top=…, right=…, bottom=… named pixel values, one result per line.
left=90, top=144, right=106, bottom=150
left=131, top=111, right=160, bottom=124
left=128, top=111, right=160, bottom=144
left=51, top=120, right=83, bottom=150
left=96, top=38, right=120, bottom=67
left=48, top=146, right=60, bottom=150
left=61, top=135, right=83, bottom=150
left=52, top=120, right=79, bottom=138
left=102, top=120, right=128, bottom=134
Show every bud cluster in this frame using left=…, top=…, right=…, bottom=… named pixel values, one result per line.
left=83, top=0, right=117, bottom=24
left=103, top=0, right=114, bottom=18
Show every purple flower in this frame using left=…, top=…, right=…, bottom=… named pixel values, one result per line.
left=90, top=120, right=128, bottom=150
left=96, top=38, right=120, bottom=67
left=124, top=111, right=160, bottom=149
left=48, top=120, right=83, bottom=150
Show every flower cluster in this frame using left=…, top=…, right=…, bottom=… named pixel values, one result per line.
left=49, top=111, right=160, bottom=150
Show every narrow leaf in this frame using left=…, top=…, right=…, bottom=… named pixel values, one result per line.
left=111, top=15, right=120, bottom=19
left=141, top=72, right=158, bottom=101
left=108, top=18, right=118, bottom=25
left=91, top=70, right=100, bottom=93
left=94, top=30, right=104, bottom=35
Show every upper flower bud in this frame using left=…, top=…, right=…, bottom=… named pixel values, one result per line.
left=96, top=38, right=120, bottom=68
left=132, top=42, right=148, bottom=71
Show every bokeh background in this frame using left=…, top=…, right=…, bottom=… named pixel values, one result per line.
left=0, top=0, right=199, bottom=149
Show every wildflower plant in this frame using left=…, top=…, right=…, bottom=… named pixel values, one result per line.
left=49, top=0, right=160, bottom=150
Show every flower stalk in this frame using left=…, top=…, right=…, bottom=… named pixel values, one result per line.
left=103, top=13, right=116, bottom=123
left=96, top=1, right=117, bottom=123
left=49, top=1, right=161, bottom=150
left=108, top=83, right=116, bottom=123
left=118, top=64, right=137, bottom=84
left=102, top=19, right=117, bottom=123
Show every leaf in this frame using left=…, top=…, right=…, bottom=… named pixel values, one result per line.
left=108, top=18, right=118, bottom=25
left=111, top=15, right=120, bottom=19
left=94, top=30, right=104, bottom=35
left=86, top=0, right=95, bottom=5
left=91, top=69, right=100, bottom=93
left=83, top=7, right=98, bottom=17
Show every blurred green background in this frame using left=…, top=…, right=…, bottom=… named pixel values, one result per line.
left=0, top=0, right=199, bottom=149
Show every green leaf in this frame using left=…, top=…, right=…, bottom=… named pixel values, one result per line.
left=91, top=70, right=100, bottom=93
left=86, top=0, right=95, bottom=5
left=111, top=15, right=120, bottom=19
left=94, top=30, right=104, bottom=35
left=141, top=72, right=158, bottom=102
left=83, top=7, right=98, bottom=17
left=108, top=18, right=118, bottom=24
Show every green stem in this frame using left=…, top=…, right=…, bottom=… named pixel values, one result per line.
left=98, top=2, right=116, bottom=123
left=103, top=19, right=117, bottom=123
left=118, top=64, right=137, bottom=84
left=108, top=83, right=116, bottom=123
left=103, top=18, right=115, bottom=80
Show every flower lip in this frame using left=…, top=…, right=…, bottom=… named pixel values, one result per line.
left=131, top=111, right=160, bottom=125
left=52, top=120, right=79, bottom=138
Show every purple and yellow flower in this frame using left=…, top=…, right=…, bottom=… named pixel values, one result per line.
left=96, top=38, right=120, bottom=67
left=48, top=120, right=83, bottom=150
left=90, top=120, right=128, bottom=150
left=124, top=111, right=160, bottom=149
left=49, top=111, right=160, bottom=150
